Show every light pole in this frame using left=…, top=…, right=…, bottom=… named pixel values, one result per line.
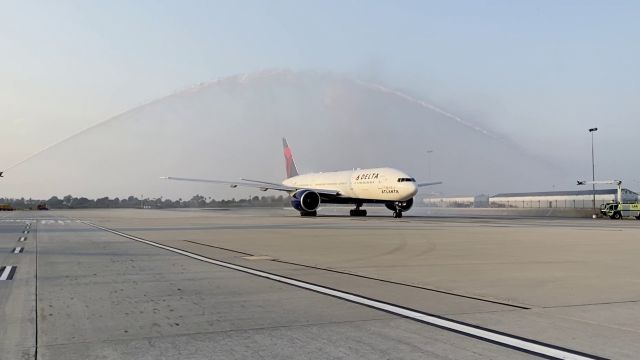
left=589, top=128, right=598, bottom=218
left=426, top=150, right=434, bottom=180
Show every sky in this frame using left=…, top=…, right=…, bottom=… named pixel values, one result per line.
left=2, top=0, right=640, bottom=194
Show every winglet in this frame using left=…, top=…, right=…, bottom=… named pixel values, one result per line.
left=282, top=137, right=299, bottom=178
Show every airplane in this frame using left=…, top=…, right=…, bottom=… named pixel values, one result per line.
left=162, top=138, right=441, bottom=218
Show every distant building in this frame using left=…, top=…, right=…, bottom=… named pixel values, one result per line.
left=424, top=194, right=490, bottom=208
left=490, top=189, right=639, bottom=209
left=423, top=189, right=639, bottom=209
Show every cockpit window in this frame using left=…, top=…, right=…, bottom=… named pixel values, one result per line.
left=397, top=178, right=416, bottom=182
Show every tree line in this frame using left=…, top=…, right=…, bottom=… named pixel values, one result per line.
left=0, top=194, right=290, bottom=210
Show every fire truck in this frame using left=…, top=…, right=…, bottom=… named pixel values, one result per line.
left=578, top=179, right=640, bottom=219
left=600, top=203, right=640, bottom=220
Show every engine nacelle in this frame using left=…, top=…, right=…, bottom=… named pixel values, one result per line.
left=291, top=190, right=321, bottom=212
left=385, top=198, right=414, bottom=212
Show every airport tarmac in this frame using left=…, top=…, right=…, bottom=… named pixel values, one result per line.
left=2, top=208, right=640, bottom=359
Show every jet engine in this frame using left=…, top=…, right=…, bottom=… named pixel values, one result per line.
left=291, top=190, right=321, bottom=213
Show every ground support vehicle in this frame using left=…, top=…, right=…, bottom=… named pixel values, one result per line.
left=601, top=203, right=640, bottom=219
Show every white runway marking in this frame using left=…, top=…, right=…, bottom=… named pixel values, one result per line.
left=18, top=237, right=26, bottom=242
left=40, top=220, right=70, bottom=225
left=81, top=220, right=605, bottom=360
left=12, top=247, right=23, bottom=254
left=0, top=266, right=16, bottom=281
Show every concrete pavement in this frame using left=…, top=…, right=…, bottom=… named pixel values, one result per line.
left=3, top=208, right=639, bottom=358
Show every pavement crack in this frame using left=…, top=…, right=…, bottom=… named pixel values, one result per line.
left=541, top=299, right=640, bottom=309
left=160, top=240, right=532, bottom=310
left=441, top=308, right=529, bottom=316
left=182, top=240, right=253, bottom=256
left=272, top=259, right=531, bottom=310
left=37, top=317, right=393, bottom=348
left=533, top=311, right=640, bottom=335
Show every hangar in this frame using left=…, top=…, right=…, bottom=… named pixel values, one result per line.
left=423, top=194, right=489, bottom=208
left=423, top=189, right=639, bottom=208
left=490, top=189, right=639, bottom=209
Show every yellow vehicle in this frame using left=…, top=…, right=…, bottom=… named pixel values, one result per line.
left=0, top=204, right=15, bottom=211
left=600, top=203, right=640, bottom=220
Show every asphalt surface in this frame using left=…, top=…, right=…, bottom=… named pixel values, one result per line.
left=2, top=207, right=640, bottom=359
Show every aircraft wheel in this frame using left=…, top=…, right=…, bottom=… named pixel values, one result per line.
left=350, top=209, right=367, bottom=216
left=300, top=211, right=317, bottom=217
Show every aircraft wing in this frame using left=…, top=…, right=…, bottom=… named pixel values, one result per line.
left=161, top=176, right=294, bottom=192
left=417, top=181, right=443, bottom=187
left=240, top=178, right=287, bottom=187
left=161, top=176, right=340, bottom=196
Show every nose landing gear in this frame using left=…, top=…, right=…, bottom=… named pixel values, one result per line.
left=386, top=198, right=413, bottom=218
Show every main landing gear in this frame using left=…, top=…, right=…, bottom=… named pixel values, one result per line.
left=300, top=211, right=317, bottom=217
left=392, top=210, right=403, bottom=218
left=350, top=203, right=367, bottom=217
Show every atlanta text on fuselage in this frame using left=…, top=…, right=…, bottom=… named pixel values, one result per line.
left=163, top=138, right=441, bottom=218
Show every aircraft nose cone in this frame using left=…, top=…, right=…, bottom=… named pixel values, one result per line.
left=400, top=182, right=418, bottom=199
left=409, top=183, right=418, bottom=197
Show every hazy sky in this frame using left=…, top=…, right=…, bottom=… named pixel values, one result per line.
left=2, top=1, right=639, bottom=189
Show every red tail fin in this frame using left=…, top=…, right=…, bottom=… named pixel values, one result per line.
left=282, top=138, right=299, bottom=178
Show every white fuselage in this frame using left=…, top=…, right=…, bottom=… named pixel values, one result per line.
left=282, top=167, right=418, bottom=201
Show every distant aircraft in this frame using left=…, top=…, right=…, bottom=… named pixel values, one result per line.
left=163, top=138, right=441, bottom=218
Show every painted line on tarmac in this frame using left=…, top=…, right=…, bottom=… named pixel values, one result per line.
left=12, top=247, right=24, bottom=254
left=18, top=237, right=26, bottom=242
left=185, top=240, right=529, bottom=309
left=0, top=266, right=16, bottom=280
left=80, top=220, right=606, bottom=360
left=273, top=259, right=531, bottom=310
